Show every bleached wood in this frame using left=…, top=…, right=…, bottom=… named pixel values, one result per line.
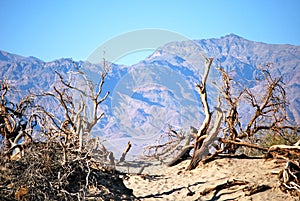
left=187, top=55, right=223, bottom=170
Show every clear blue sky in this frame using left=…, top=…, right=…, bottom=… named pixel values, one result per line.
left=1, top=0, right=299, bottom=64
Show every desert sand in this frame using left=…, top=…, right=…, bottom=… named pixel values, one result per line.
left=116, top=157, right=298, bottom=200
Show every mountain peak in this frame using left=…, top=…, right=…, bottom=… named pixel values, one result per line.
left=220, top=33, right=246, bottom=42
left=224, top=33, right=242, bottom=38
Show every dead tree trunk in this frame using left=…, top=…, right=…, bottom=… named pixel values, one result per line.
left=119, top=141, right=131, bottom=162
left=187, top=104, right=223, bottom=170
left=187, top=55, right=214, bottom=170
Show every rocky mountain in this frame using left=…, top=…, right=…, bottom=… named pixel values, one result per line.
left=1, top=34, right=299, bottom=158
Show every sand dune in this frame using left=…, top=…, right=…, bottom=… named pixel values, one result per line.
left=117, top=157, right=298, bottom=200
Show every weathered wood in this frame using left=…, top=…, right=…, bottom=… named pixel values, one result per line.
left=218, top=67, right=241, bottom=153
left=166, top=128, right=197, bottom=167
left=119, top=141, right=132, bottom=162
left=266, top=144, right=300, bottom=161
left=268, top=145, right=300, bottom=152
left=187, top=55, right=214, bottom=170
left=186, top=186, right=195, bottom=196
left=167, top=144, right=193, bottom=167
left=187, top=105, right=223, bottom=170
left=137, top=164, right=145, bottom=174
left=142, top=125, right=188, bottom=161
left=201, top=149, right=223, bottom=164
left=278, top=161, right=300, bottom=197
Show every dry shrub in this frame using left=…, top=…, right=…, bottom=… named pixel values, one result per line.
left=0, top=141, right=135, bottom=201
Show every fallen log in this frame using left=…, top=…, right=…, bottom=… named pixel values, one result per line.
left=167, top=145, right=193, bottom=167
left=267, top=145, right=300, bottom=160
left=167, top=128, right=196, bottom=167
left=278, top=161, right=300, bottom=197
left=268, top=145, right=300, bottom=152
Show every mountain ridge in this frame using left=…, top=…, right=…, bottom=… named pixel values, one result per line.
left=1, top=34, right=299, bottom=158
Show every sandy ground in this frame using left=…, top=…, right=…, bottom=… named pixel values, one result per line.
left=116, top=157, right=299, bottom=201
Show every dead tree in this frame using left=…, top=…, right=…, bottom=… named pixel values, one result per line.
left=184, top=55, right=213, bottom=169
left=143, top=55, right=223, bottom=169
left=193, top=55, right=213, bottom=151
left=217, top=67, right=244, bottom=153
left=37, top=59, right=110, bottom=163
left=143, top=58, right=298, bottom=170
left=0, top=79, right=36, bottom=158
left=186, top=55, right=224, bottom=170
left=218, top=63, right=299, bottom=154
left=241, top=64, right=294, bottom=139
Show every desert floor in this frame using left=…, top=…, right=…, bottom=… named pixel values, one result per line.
left=116, top=157, right=298, bottom=201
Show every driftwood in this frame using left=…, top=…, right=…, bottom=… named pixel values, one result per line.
left=119, top=141, right=132, bottom=163
left=278, top=161, right=300, bottom=197
left=187, top=105, right=223, bottom=170
left=269, top=145, right=300, bottom=152
left=188, top=55, right=213, bottom=168
left=166, top=127, right=196, bottom=166
left=200, top=181, right=272, bottom=198
left=167, top=144, right=193, bottom=167
left=186, top=55, right=225, bottom=170
left=267, top=145, right=300, bottom=160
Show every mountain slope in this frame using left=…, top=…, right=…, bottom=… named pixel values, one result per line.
left=1, top=34, right=299, bottom=158
left=142, top=34, right=300, bottom=122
